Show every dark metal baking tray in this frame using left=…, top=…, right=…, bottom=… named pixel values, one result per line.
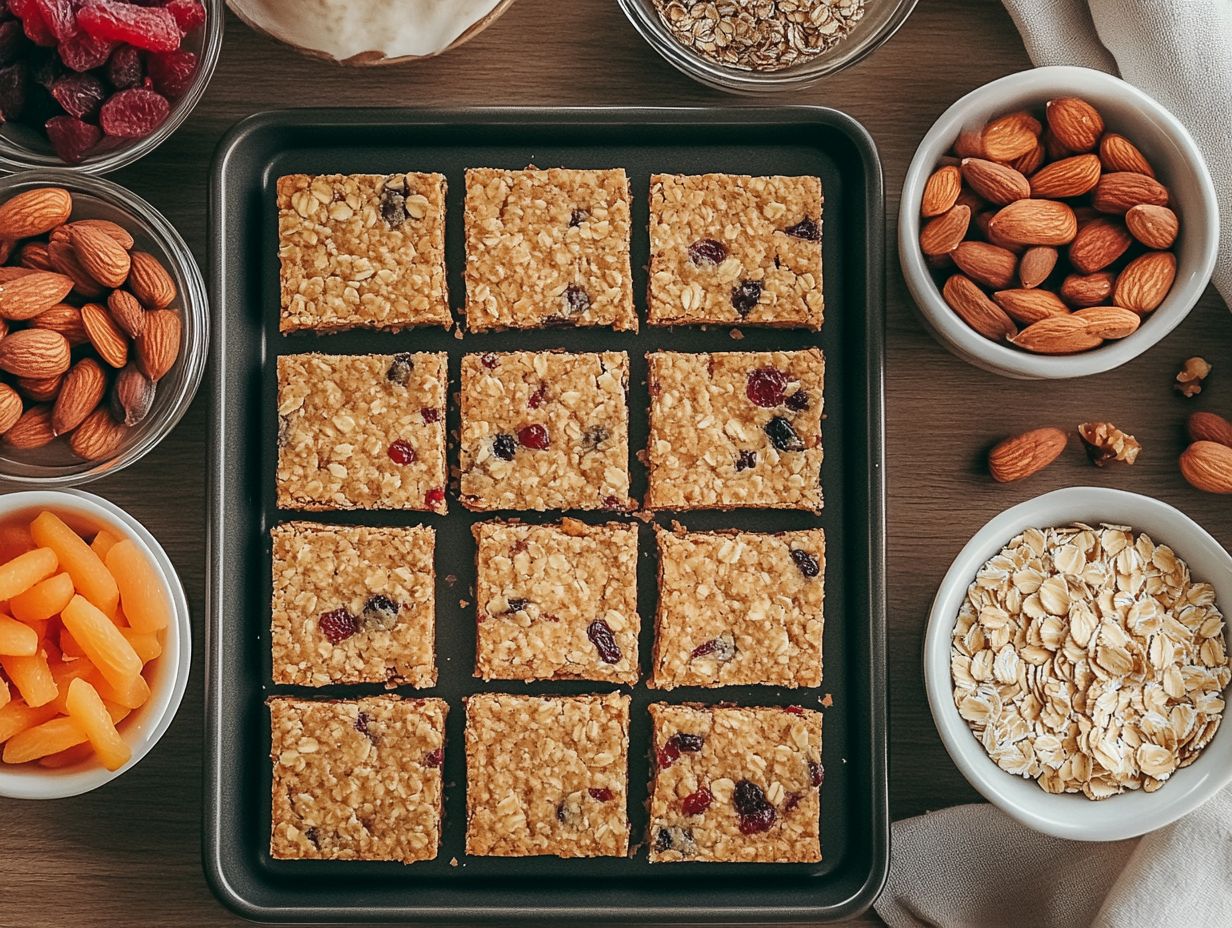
left=205, top=106, right=886, bottom=924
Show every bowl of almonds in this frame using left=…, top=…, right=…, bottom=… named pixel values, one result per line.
left=900, top=66, right=1219, bottom=379
left=0, top=171, right=207, bottom=485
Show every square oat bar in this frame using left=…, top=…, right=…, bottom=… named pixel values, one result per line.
left=464, top=692, right=631, bottom=857
left=277, top=172, right=451, bottom=332
left=651, top=526, right=824, bottom=689
left=269, top=696, right=447, bottom=864
left=648, top=703, right=823, bottom=864
left=463, top=167, right=636, bottom=331
left=276, top=352, right=448, bottom=513
left=645, top=349, right=825, bottom=512
left=459, top=351, right=632, bottom=511
left=648, top=173, right=823, bottom=329
left=473, top=519, right=639, bottom=683
left=271, top=522, right=436, bottom=687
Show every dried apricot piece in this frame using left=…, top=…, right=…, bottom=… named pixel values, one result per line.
left=60, top=594, right=141, bottom=689
left=104, top=539, right=169, bottom=632
left=90, top=529, right=119, bottom=559
left=0, top=522, right=34, bottom=562
left=59, top=626, right=85, bottom=660
left=0, top=613, right=39, bottom=656
left=87, top=668, right=149, bottom=710
left=0, top=547, right=58, bottom=601
left=0, top=700, right=58, bottom=743
left=2, top=717, right=88, bottom=764
left=37, top=741, right=93, bottom=768
left=30, top=512, right=119, bottom=617
left=121, top=628, right=161, bottom=663
left=9, top=571, right=74, bottom=623
left=0, top=650, right=58, bottom=707
left=47, top=659, right=96, bottom=714
left=0, top=676, right=8, bottom=710
left=65, top=678, right=131, bottom=770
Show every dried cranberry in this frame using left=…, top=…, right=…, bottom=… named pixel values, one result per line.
left=746, top=367, right=788, bottom=407
left=0, top=61, right=27, bottom=118
left=361, top=594, right=400, bottom=630
left=765, top=416, right=803, bottom=452
left=527, top=385, right=546, bottom=409
left=784, top=216, right=821, bottom=241
left=421, top=406, right=440, bottom=424
left=733, top=779, right=776, bottom=834
left=165, top=0, right=206, bottom=35
left=667, top=733, right=703, bottom=754
left=784, top=390, right=810, bottom=411
left=425, top=486, right=445, bottom=507
left=657, top=743, right=680, bottom=769
left=0, top=21, right=23, bottom=69
left=146, top=49, right=197, bottom=98
left=587, top=787, right=614, bottom=802
left=492, top=433, right=517, bottom=460
left=690, top=635, right=735, bottom=661
left=354, top=711, right=371, bottom=736
left=688, top=238, right=727, bottom=267
left=569, top=207, right=588, bottom=227
left=14, top=1, right=55, bottom=46
left=790, top=548, right=820, bottom=578
left=77, top=1, right=181, bottom=53
left=784, top=705, right=806, bottom=715
left=30, top=0, right=75, bottom=42
left=681, top=786, right=713, bottom=816
left=57, top=31, right=115, bottom=72
left=105, top=44, right=142, bottom=88
left=586, top=618, right=621, bottom=664
left=379, top=176, right=408, bottom=227
left=98, top=86, right=169, bottom=138
left=563, top=284, right=590, bottom=315
left=479, top=352, right=499, bottom=369
left=601, top=495, right=623, bottom=510
left=50, top=73, right=104, bottom=119
left=808, top=760, right=824, bottom=788
left=318, top=607, right=358, bottom=644
left=47, top=114, right=100, bottom=162
left=387, top=439, right=416, bottom=464
left=386, top=352, right=413, bottom=385
left=517, top=424, right=549, bottom=450
left=731, top=279, right=762, bottom=316
left=735, top=450, right=757, bottom=472
left=424, top=748, right=444, bottom=768
left=783, top=792, right=802, bottom=814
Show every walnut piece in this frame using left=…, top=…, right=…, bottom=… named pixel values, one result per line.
left=1077, top=421, right=1141, bottom=466
left=1175, top=356, right=1212, bottom=398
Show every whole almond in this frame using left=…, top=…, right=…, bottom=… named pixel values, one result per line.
left=993, top=288, right=1070, bottom=325
left=1092, top=172, right=1169, bottom=214
left=952, top=241, right=1018, bottom=289
left=30, top=304, right=89, bottom=346
left=988, top=199, right=1077, bottom=246
left=17, top=241, right=54, bottom=271
left=47, top=240, right=104, bottom=298
left=988, top=427, right=1068, bottom=483
left=0, top=266, right=34, bottom=283
left=1188, top=411, right=1232, bottom=448
left=0, top=187, right=72, bottom=239
left=1060, top=271, right=1116, bottom=308
left=1074, top=306, right=1141, bottom=339
left=976, top=211, right=1026, bottom=254
left=1010, top=142, right=1045, bottom=176
left=0, top=328, right=70, bottom=378
left=1028, top=153, right=1102, bottom=199
left=3, top=405, right=54, bottom=449
left=1018, top=246, right=1058, bottom=289
left=921, top=165, right=961, bottom=218
left=1179, top=441, right=1232, bottom=494
left=16, top=374, right=63, bottom=403
left=110, top=362, right=156, bottom=427
left=1098, top=133, right=1154, bottom=177
left=127, top=251, right=176, bottom=309
left=1011, top=314, right=1103, bottom=354
left=1124, top=204, right=1179, bottom=249
left=1068, top=218, right=1133, bottom=274
left=955, top=188, right=986, bottom=213
left=68, top=408, right=127, bottom=461
left=136, top=309, right=181, bottom=381
left=0, top=383, right=21, bottom=435
left=1114, top=251, right=1176, bottom=313
left=0, top=270, right=74, bottom=320
left=107, top=289, right=146, bottom=338
left=52, top=357, right=107, bottom=435
left=981, top=111, right=1041, bottom=162
left=80, top=302, right=129, bottom=368
left=942, top=274, right=1017, bottom=341
left=961, top=158, right=1031, bottom=205
left=69, top=224, right=131, bottom=288
left=920, top=204, right=971, bottom=256
left=1046, top=98, right=1104, bottom=152
left=1041, top=127, right=1071, bottom=161
left=51, top=218, right=134, bottom=251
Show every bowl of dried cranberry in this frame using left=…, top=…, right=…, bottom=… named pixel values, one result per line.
left=0, top=0, right=222, bottom=171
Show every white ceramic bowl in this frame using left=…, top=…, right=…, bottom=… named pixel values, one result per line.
left=925, top=487, right=1232, bottom=841
left=900, top=66, right=1220, bottom=380
left=0, top=490, right=190, bottom=799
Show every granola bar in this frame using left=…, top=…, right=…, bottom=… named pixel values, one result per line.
left=648, top=173, right=823, bottom=329
left=269, top=696, right=447, bottom=863
left=277, top=173, right=451, bottom=332
left=651, top=527, right=824, bottom=689
left=464, top=692, right=631, bottom=857
left=473, top=519, right=639, bottom=683
left=271, top=522, right=436, bottom=687
left=459, top=351, right=632, bottom=511
left=645, top=349, right=825, bottom=511
left=276, top=352, right=448, bottom=513
left=648, top=703, right=822, bottom=863
left=463, top=167, right=636, bottom=331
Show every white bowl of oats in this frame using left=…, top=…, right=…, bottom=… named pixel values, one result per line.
left=925, top=487, right=1232, bottom=841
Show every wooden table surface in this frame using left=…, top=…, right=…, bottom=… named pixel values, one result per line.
left=7, top=1, right=1231, bottom=925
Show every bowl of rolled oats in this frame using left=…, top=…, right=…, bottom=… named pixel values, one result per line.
left=925, top=487, right=1232, bottom=841
left=617, top=0, right=918, bottom=94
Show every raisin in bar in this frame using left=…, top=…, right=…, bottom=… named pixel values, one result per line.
left=459, top=351, right=632, bottom=511
left=278, top=173, right=450, bottom=332
left=473, top=519, right=639, bottom=683
left=276, top=352, right=448, bottom=513
left=271, top=522, right=436, bottom=687
left=464, top=167, right=636, bottom=331
left=645, top=349, right=825, bottom=512
left=651, top=526, right=824, bottom=689
left=648, top=173, right=823, bottom=329
left=465, top=692, right=630, bottom=857
left=648, top=703, right=823, bottom=864
left=270, top=696, right=447, bottom=864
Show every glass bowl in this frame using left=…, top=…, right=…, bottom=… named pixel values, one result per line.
left=617, top=0, right=918, bottom=94
left=0, top=0, right=224, bottom=173
left=0, top=170, right=208, bottom=486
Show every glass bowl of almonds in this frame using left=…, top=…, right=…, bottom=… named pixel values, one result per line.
left=925, top=487, right=1232, bottom=841
left=0, top=170, right=208, bottom=486
left=617, top=0, right=918, bottom=93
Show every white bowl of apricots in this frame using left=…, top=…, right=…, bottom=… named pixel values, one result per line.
left=0, top=490, right=189, bottom=798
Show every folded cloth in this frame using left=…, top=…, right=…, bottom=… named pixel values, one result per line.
left=1000, top=0, right=1232, bottom=307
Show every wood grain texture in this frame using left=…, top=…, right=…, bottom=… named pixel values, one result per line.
left=4, top=2, right=1230, bottom=926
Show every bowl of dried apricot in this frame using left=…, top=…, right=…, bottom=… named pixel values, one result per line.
left=0, top=490, right=189, bottom=799
left=900, top=66, right=1219, bottom=380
